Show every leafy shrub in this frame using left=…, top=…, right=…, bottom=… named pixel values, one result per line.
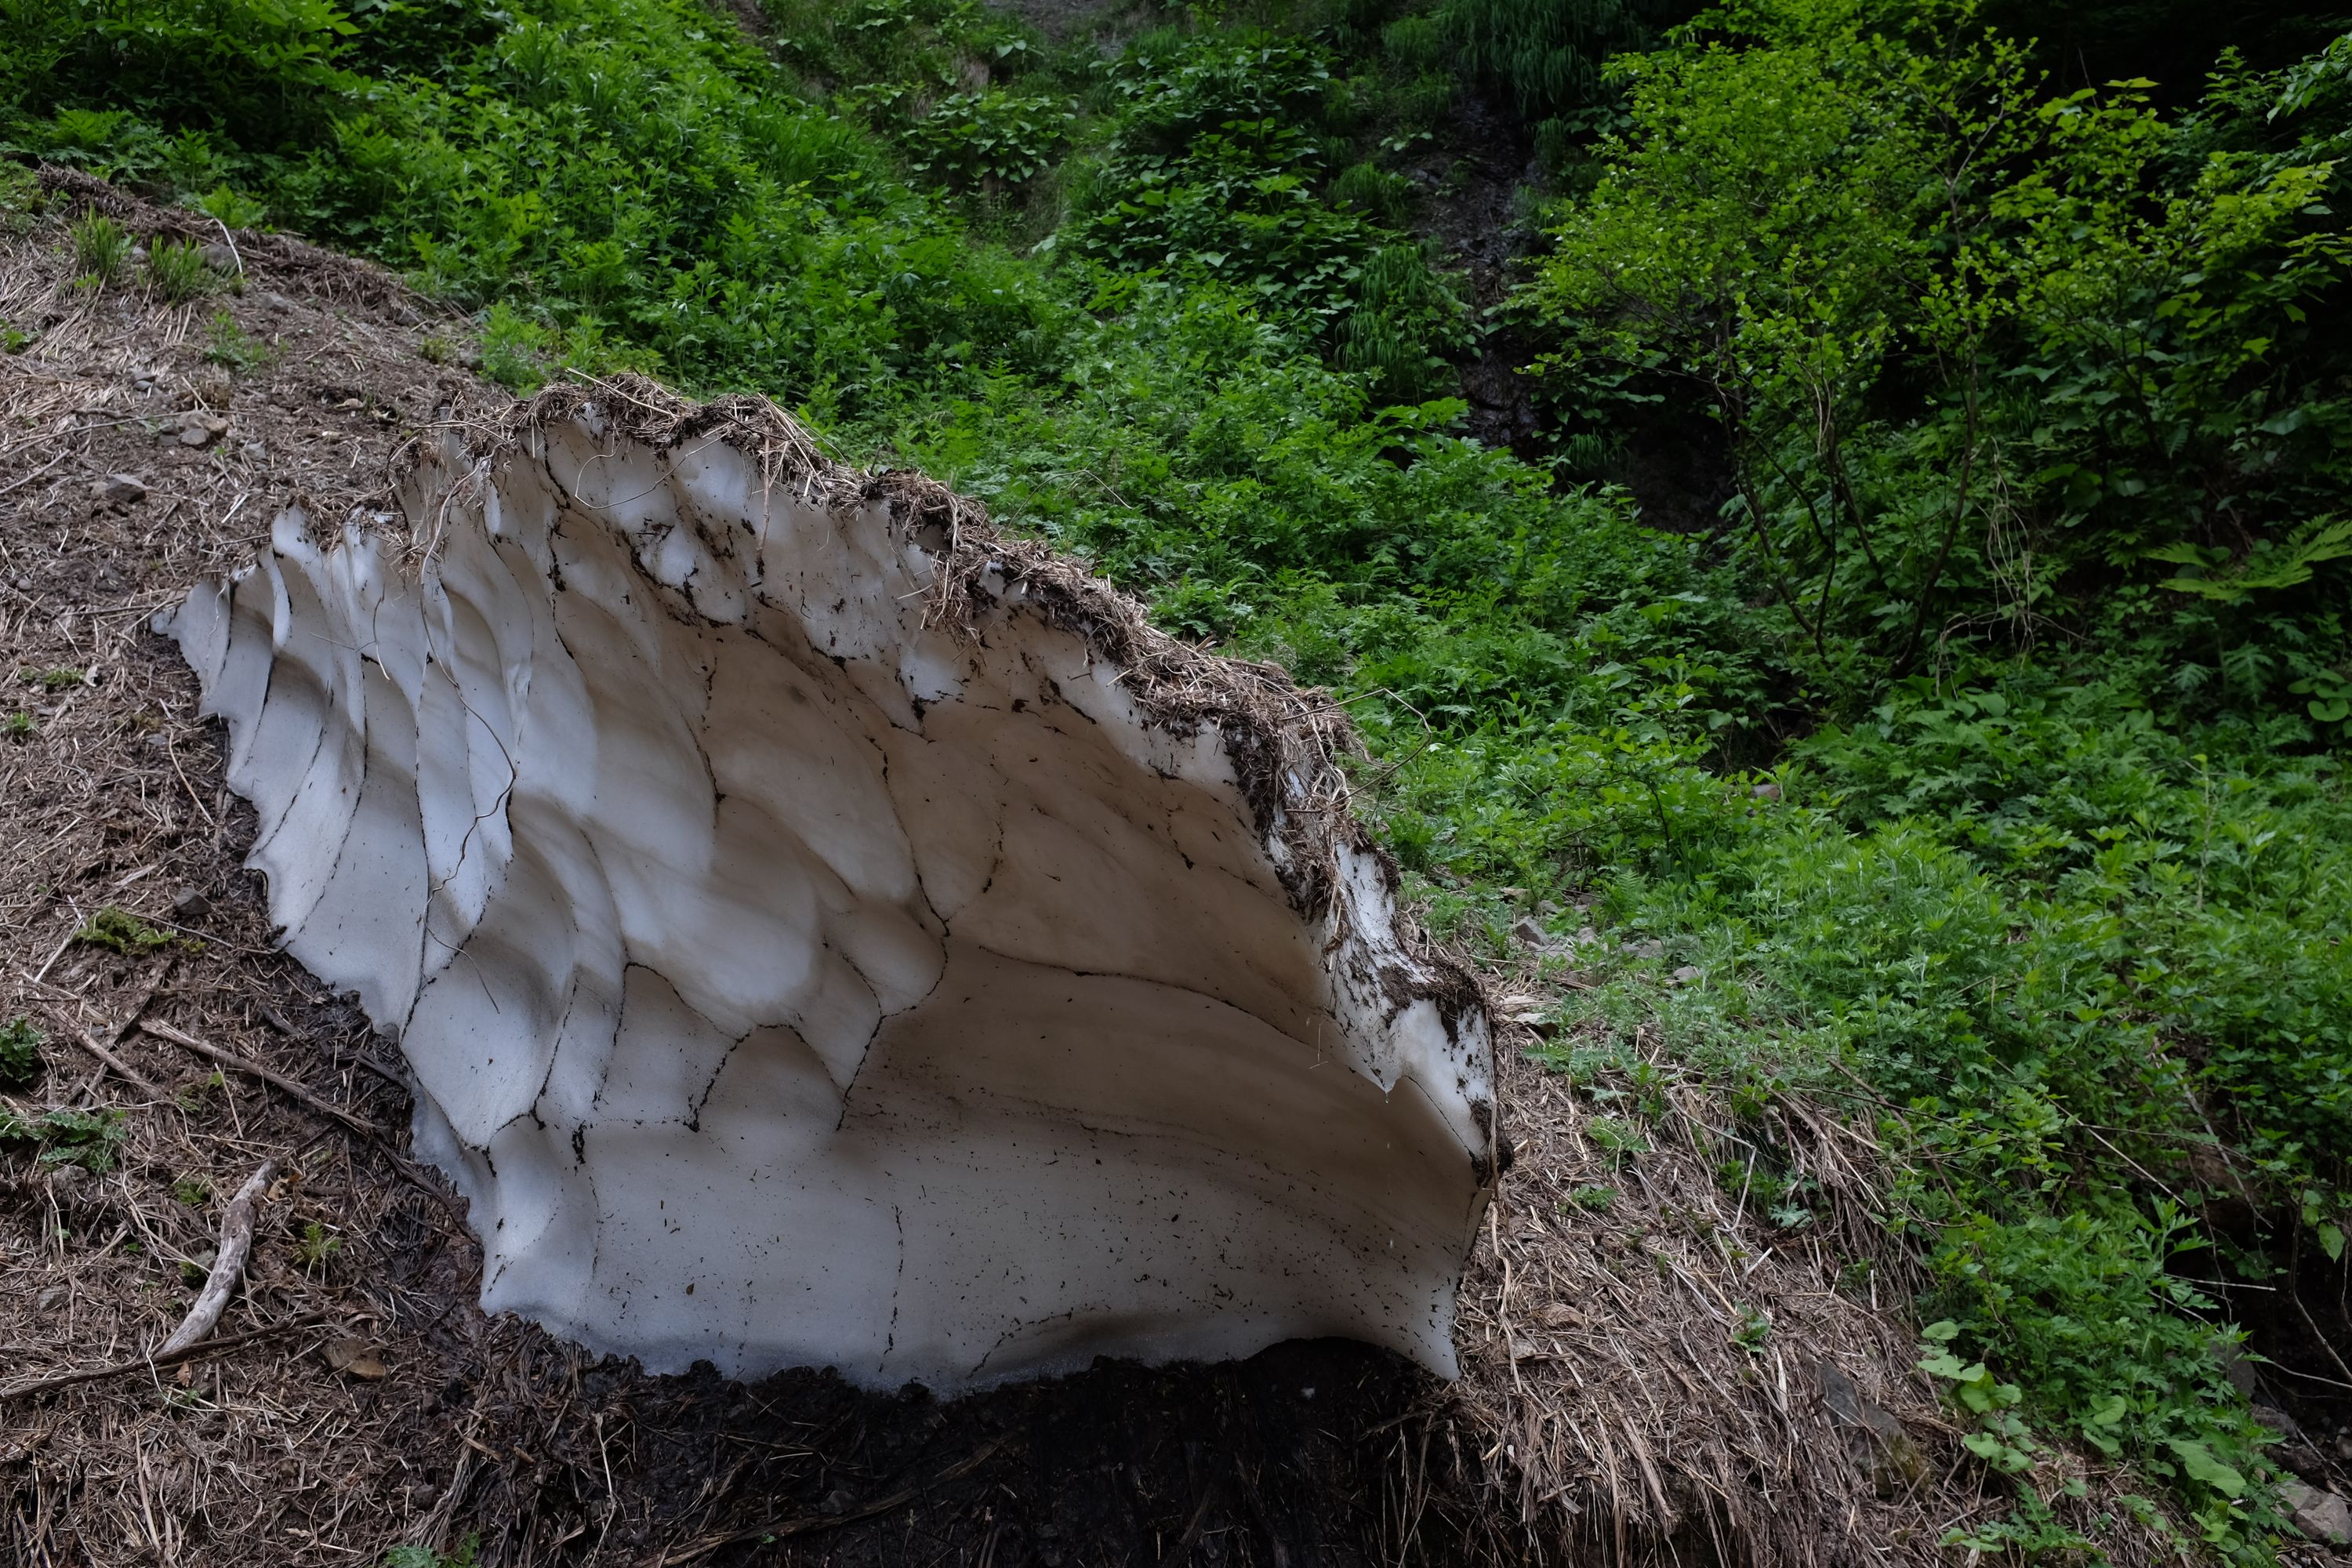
left=905, top=90, right=1073, bottom=188
left=0, top=1106, right=131, bottom=1171
left=1519, top=1, right=2352, bottom=683
left=0, top=162, right=42, bottom=233
left=194, top=183, right=267, bottom=229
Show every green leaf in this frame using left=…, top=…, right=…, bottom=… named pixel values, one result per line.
left=2320, top=1223, right=2346, bottom=1263
left=2165, top=1438, right=2245, bottom=1498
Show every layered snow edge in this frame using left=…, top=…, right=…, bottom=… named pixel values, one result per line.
left=158, top=378, right=1498, bottom=1391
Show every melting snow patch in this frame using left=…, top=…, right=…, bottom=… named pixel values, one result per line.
left=160, top=380, right=1496, bottom=1391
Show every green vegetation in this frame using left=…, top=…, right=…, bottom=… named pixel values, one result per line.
left=146, top=235, right=216, bottom=302
left=0, top=1017, right=42, bottom=1089
left=0, top=1105, right=130, bottom=1171
left=8, top=0, right=2350, bottom=1557
left=67, top=208, right=129, bottom=288
left=203, top=309, right=270, bottom=371
left=71, top=906, right=173, bottom=953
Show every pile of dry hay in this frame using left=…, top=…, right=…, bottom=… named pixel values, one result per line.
left=0, top=172, right=2197, bottom=1566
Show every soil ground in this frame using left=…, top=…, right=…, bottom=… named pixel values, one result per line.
left=6, top=172, right=2332, bottom=1568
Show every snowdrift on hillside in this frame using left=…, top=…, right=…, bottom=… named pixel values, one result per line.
left=158, top=380, right=1497, bottom=1391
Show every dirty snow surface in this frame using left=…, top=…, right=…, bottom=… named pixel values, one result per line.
left=158, top=394, right=1495, bottom=1392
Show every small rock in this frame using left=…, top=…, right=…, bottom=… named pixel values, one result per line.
left=392, top=302, right=424, bottom=328
left=2284, top=1479, right=2352, bottom=1547
left=1572, top=925, right=1599, bottom=948
left=193, top=366, right=234, bottom=408
left=1670, top=964, right=1703, bottom=985
left=1537, top=900, right=1563, bottom=918
left=260, top=291, right=295, bottom=313
left=45, top=1164, right=89, bottom=1200
left=177, top=412, right=230, bottom=448
left=36, top=1286, right=64, bottom=1312
left=1511, top=916, right=1552, bottom=949
left=406, top=1482, right=437, bottom=1509
left=1751, top=781, right=1781, bottom=800
left=1817, top=1360, right=1926, bottom=1499
left=93, top=472, right=147, bottom=506
left=171, top=886, right=211, bottom=919
left=198, top=241, right=241, bottom=274
left=2254, top=1404, right=2328, bottom=1479
left=1621, top=938, right=1665, bottom=961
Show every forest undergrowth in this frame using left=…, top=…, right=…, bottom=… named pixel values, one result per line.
left=5, top=0, right=2352, bottom=1559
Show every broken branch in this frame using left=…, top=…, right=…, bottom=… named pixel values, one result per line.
left=140, top=1018, right=379, bottom=1134
left=61, top=1019, right=165, bottom=1099
left=0, top=1312, right=328, bottom=1403
left=159, top=1160, right=275, bottom=1356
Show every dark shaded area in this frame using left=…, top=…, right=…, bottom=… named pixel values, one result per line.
left=1605, top=397, right=1736, bottom=538
left=400, top=1293, right=1490, bottom=1565
left=1401, top=85, right=1545, bottom=458
left=1978, top=0, right=2349, bottom=105
left=2204, top=1221, right=2352, bottom=1497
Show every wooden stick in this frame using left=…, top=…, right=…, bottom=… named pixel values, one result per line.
left=161, top=1160, right=275, bottom=1356
left=0, top=1312, right=327, bottom=1403
left=139, top=1018, right=379, bottom=1135
left=64, top=1022, right=165, bottom=1099
left=660, top=1437, right=1006, bottom=1564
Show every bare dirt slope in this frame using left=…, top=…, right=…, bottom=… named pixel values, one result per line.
left=0, top=170, right=2213, bottom=1568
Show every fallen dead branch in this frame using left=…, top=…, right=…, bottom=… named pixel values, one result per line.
left=0, top=1313, right=329, bottom=1403
left=62, top=1019, right=165, bottom=1099
left=140, top=1018, right=380, bottom=1134
left=159, top=1160, right=276, bottom=1355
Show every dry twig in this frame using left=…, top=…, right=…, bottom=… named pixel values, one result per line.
left=140, top=1017, right=380, bottom=1134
